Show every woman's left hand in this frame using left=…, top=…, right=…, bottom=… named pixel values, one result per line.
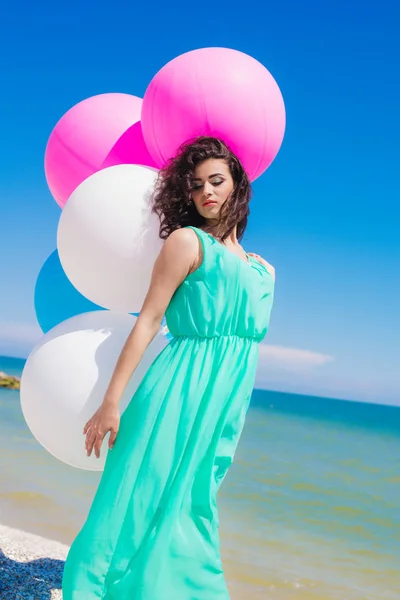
left=247, top=253, right=275, bottom=281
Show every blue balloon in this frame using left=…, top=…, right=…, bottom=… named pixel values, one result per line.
left=160, top=316, right=174, bottom=341
left=34, top=250, right=104, bottom=333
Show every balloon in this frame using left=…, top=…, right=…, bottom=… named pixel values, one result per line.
left=44, top=93, right=157, bottom=208
left=34, top=250, right=102, bottom=333
left=20, top=311, right=168, bottom=471
left=101, top=121, right=152, bottom=170
left=57, top=164, right=162, bottom=313
left=141, top=47, right=286, bottom=181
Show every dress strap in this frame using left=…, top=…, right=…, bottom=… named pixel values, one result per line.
left=184, top=226, right=208, bottom=247
left=184, top=226, right=209, bottom=278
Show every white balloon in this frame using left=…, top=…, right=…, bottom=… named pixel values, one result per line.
left=57, top=164, right=163, bottom=313
left=20, top=311, right=168, bottom=471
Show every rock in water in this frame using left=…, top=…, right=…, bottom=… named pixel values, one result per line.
left=0, top=371, right=20, bottom=390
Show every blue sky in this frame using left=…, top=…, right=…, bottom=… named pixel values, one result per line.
left=1, top=0, right=399, bottom=404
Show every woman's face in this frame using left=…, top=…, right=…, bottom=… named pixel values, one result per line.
left=190, top=159, right=234, bottom=220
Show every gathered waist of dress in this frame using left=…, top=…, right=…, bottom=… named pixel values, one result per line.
left=168, top=332, right=263, bottom=342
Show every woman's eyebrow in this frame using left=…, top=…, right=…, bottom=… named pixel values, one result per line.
left=192, top=172, right=225, bottom=181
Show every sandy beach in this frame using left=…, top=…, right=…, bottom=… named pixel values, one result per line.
left=0, top=524, right=68, bottom=599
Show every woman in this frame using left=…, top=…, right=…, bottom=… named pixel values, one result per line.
left=62, top=136, right=275, bottom=599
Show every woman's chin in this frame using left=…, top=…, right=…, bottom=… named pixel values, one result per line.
left=201, top=205, right=219, bottom=216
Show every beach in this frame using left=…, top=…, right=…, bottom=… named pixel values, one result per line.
left=1, top=356, right=400, bottom=599
left=0, top=524, right=67, bottom=599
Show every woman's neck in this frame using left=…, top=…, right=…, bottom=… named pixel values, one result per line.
left=202, top=224, right=239, bottom=247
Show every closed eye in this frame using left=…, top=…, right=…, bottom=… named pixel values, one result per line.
left=191, top=178, right=225, bottom=190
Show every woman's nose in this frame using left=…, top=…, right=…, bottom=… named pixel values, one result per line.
left=202, top=182, right=213, bottom=196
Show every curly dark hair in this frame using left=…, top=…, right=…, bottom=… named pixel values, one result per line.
left=151, top=136, right=252, bottom=242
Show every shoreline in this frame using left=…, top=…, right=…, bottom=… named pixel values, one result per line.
left=0, top=523, right=69, bottom=599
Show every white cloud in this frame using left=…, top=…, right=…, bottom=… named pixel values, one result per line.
left=0, top=322, right=42, bottom=358
left=257, top=343, right=334, bottom=372
left=255, top=343, right=400, bottom=405
left=255, top=342, right=335, bottom=394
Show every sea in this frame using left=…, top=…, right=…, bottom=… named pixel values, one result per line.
left=1, top=355, right=399, bottom=599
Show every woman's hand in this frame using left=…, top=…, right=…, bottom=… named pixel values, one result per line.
left=247, top=253, right=275, bottom=281
left=83, top=403, right=120, bottom=459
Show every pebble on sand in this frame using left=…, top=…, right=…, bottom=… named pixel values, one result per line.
left=0, top=524, right=69, bottom=599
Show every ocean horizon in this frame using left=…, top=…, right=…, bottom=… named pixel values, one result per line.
left=1, top=354, right=399, bottom=599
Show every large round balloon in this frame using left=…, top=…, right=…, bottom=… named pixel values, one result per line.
left=34, top=250, right=102, bottom=333
left=57, top=164, right=162, bottom=313
left=45, top=93, right=157, bottom=208
left=20, top=311, right=168, bottom=471
left=141, top=47, right=286, bottom=181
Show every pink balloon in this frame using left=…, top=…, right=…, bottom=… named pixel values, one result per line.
left=141, top=48, right=286, bottom=182
left=45, top=93, right=157, bottom=208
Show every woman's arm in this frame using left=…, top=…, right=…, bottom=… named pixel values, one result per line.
left=84, top=228, right=198, bottom=458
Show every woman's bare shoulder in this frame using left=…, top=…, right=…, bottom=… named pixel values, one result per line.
left=162, top=227, right=200, bottom=259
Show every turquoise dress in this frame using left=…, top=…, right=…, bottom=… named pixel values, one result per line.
left=62, top=226, right=275, bottom=599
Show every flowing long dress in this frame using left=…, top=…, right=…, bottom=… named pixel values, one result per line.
left=62, top=225, right=275, bottom=599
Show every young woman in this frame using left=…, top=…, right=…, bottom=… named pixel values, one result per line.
left=62, top=136, right=275, bottom=599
